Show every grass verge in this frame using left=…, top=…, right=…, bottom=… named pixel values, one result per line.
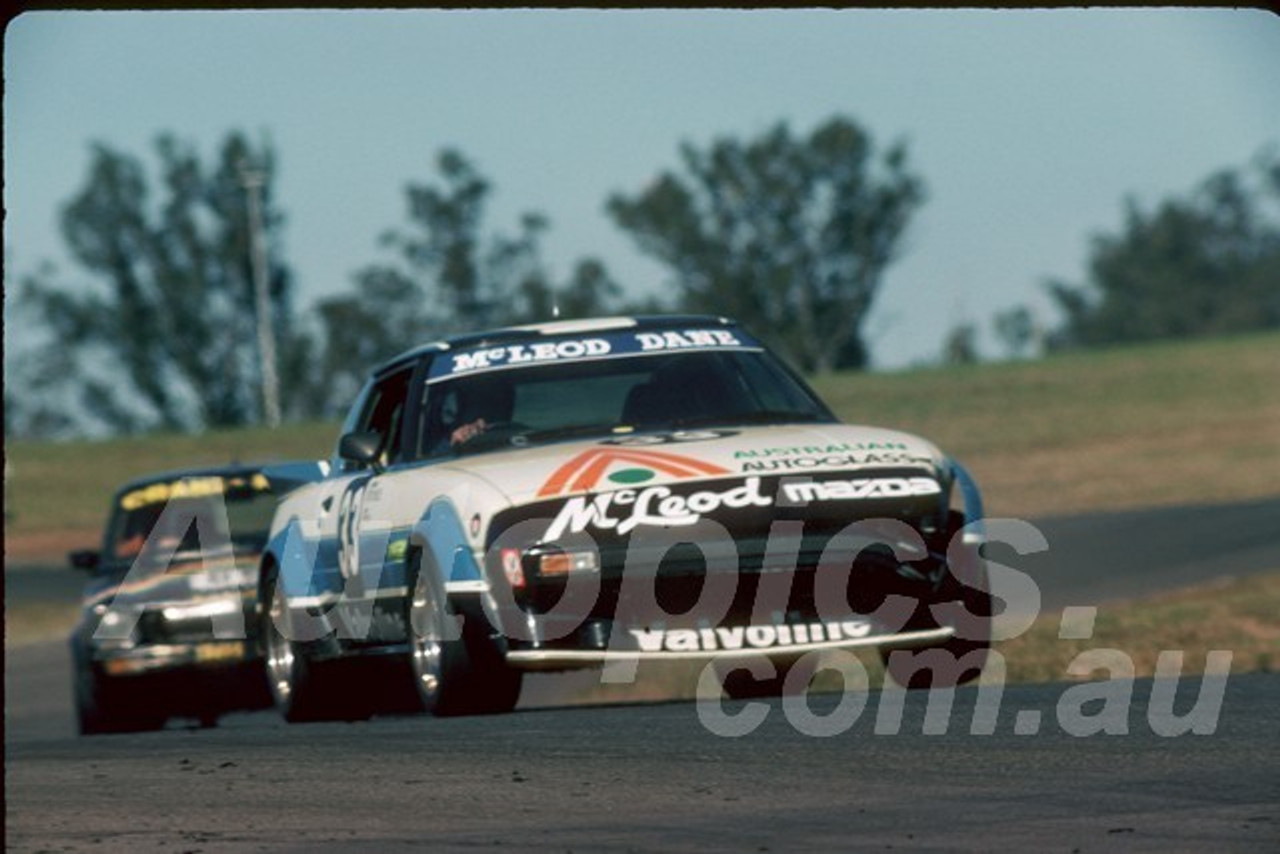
left=811, top=331, right=1280, bottom=518
left=995, top=569, right=1278, bottom=683
left=5, top=602, right=80, bottom=649
left=5, top=421, right=338, bottom=560
left=564, top=570, right=1279, bottom=704
left=6, top=332, right=1279, bottom=560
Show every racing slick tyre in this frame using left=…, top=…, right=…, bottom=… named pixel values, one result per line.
left=259, top=562, right=362, bottom=723
left=715, top=656, right=817, bottom=701
left=881, top=513, right=992, bottom=689
left=73, top=660, right=166, bottom=735
left=405, top=548, right=522, bottom=717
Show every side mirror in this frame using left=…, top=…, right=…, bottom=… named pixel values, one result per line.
left=69, top=549, right=101, bottom=572
left=339, top=431, right=384, bottom=472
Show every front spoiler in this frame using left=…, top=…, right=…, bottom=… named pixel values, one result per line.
left=504, top=625, right=954, bottom=671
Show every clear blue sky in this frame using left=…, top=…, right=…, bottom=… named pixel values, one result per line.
left=5, top=8, right=1278, bottom=370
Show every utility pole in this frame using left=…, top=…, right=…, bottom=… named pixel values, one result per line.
left=239, top=160, right=282, bottom=428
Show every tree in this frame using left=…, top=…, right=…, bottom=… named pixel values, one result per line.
left=606, top=116, right=926, bottom=373
left=514, top=258, right=623, bottom=325
left=321, top=148, right=620, bottom=397
left=941, top=322, right=979, bottom=366
left=20, top=131, right=309, bottom=433
left=992, top=305, right=1036, bottom=359
left=1046, top=148, right=1280, bottom=349
left=308, top=267, right=439, bottom=417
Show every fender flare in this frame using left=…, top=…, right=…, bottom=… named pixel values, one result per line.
left=408, top=498, right=484, bottom=591
left=264, top=516, right=342, bottom=602
left=947, top=458, right=985, bottom=544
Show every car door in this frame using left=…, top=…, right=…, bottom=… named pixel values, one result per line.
left=331, top=366, right=416, bottom=590
left=274, top=368, right=414, bottom=605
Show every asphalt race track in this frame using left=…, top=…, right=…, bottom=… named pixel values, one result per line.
left=7, top=673, right=1279, bottom=852
left=6, top=497, right=1280, bottom=852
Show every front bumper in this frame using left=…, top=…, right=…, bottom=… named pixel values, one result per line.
left=90, top=640, right=253, bottom=677
left=487, top=529, right=962, bottom=672
left=503, top=624, right=954, bottom=671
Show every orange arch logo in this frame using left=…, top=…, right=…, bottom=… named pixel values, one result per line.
left=538, top=448, right=729, bottom=497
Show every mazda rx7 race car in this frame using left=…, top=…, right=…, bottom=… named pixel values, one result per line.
left=69, top=465, right=277, bottom=734
left=258, top=315, right=992, bottom=721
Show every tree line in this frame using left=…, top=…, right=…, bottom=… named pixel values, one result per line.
left=971, top=145, right=1280, bottom=364
left=7, top=119, right=1278, bottom=437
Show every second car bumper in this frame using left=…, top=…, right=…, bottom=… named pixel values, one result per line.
left=92, top=640, right=253, bottom=676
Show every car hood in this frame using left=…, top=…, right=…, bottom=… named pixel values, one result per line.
left=439, top=422, right=946, bottom=508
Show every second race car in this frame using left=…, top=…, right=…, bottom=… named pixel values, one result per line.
left=70, top=465, right=278, bottom=733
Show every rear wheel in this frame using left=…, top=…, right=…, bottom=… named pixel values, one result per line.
left=405, top=549, right=521, bottom=716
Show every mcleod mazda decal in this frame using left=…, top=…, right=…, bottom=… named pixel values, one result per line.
left=544, top=478, right=771, bottom=540
left=782, top=477, right=941, bottom=503
left=542, top=475, right=942, bottom=540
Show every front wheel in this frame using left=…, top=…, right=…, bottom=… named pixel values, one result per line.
left=405, top=549, right=521, bottom=717
left=882, top=519, right=992, bottom=689
left=73, top=658, right=166, bottom=735
left=715, top=657, right=816, bottom=701
left=882, top=634, right=990, bottom=689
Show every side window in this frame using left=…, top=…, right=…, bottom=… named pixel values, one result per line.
left=343, top=368, right=413, bottom=471
left=332, top=381, right=374, bottom=474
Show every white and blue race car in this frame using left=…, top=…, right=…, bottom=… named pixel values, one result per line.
left=256, top=316, right=991, bottom=720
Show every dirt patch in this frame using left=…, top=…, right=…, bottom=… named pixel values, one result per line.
left=1237, top=616, right=1280, bottom=642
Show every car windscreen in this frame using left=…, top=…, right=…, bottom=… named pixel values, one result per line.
left=412, top=348, right=835, bottom=461
left=107, top=474, right=277, bottom=563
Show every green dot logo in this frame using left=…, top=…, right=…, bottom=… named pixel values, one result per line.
left=608, top=467, right=655, bottom=485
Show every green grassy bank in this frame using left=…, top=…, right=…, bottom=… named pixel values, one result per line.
left=6, top=331, right=1278, bottom=559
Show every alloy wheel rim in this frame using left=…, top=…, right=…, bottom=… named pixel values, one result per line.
left=265, top=582, right=293, bottom=702
left=409, top=582, right=442, bottom=702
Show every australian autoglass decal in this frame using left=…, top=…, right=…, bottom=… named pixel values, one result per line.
left=735, top=441, right=912, bottom=458
left=738, top=450, right=932, bottom=472
left=425, top=328, right=764, bottom=383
